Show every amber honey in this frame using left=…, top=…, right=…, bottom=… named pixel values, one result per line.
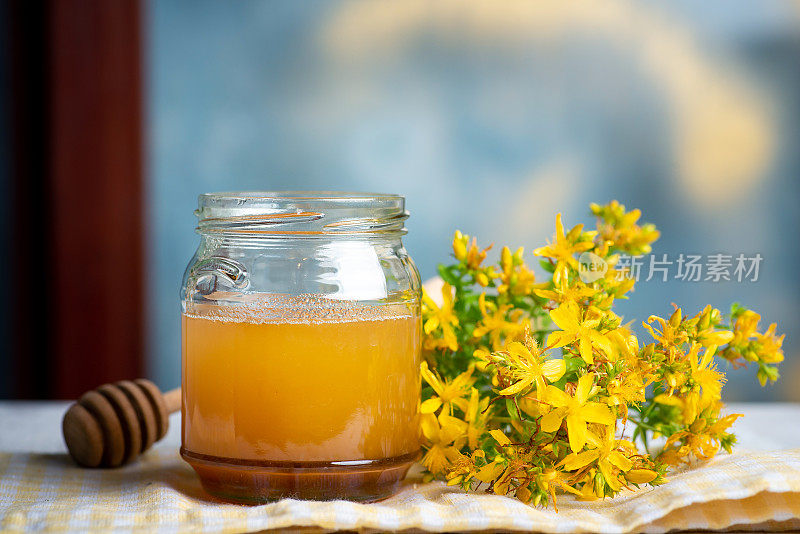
left=181, top=296, right=421, bottom=503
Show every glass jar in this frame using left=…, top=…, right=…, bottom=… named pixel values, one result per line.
left=180, top=192, right=421, bottom=504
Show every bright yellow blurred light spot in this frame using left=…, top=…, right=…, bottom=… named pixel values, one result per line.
left=322, top=0, right=775, bottom=208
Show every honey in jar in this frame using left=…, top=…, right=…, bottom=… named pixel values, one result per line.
left=180, top=192, right=422, bottom=503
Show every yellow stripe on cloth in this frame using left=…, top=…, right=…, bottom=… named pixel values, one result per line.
left=0, top=449, right=799, bottom=533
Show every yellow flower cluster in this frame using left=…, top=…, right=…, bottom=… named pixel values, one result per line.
left=590, top=200, right=660, bottom=256
left=419, top=201, right=784, bottom=507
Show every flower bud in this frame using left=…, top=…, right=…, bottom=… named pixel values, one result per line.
left=501, top=246, right=512, bottom=270
left=626, top=469, right=657, bottom=484
left=690, top=418, right=706, bottom=433
left=594, top=472, right=605, bottom=498
left=669, top=308, right=682, bottom=328
left=453, top=231, right=467, bottom=260
left=698, top=308, right=712, bottom=330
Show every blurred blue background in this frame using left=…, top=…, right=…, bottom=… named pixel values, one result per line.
left=147, top=0, right=800, bottom=401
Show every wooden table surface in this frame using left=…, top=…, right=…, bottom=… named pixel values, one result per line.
left=0, top=401, right=797, bottom=455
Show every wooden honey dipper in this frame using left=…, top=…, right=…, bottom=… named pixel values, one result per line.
left=62, top=380, right=181, bottom=468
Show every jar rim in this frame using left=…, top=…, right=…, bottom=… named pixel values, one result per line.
left=200, top=191, right=403, bottom=202
left=195, top=191, right=408, bottom=236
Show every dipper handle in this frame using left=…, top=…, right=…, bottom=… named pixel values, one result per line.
left=162, top=387, right=182, bottom=414
left=62, top=380, right=181, bottom=468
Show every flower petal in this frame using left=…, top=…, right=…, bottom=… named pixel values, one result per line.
left=566, top=413, right=588, bottom=452
left=439, top=414, right=467, bottom=443
left=499, top=376, right=534, bottom=396
left=440, top=283, right=454, bottom=305
left=579, top=335, right=594, bottom=365
left=423, top=317, right=440, bottom=335
left=475, top=461, right=505, bottom=483
left=582, top=402, right=615, bottom=425
left=490, top=429, right=511, bottom=446
left=550, top=303, right=580, bottom=331
left=420, top=397, right=443, bottom=414
left=626, top=469, right=658, bottom=484
left=543, top=385, right=571, bottom=407
left=590, top=330, right=615, bottom=357
left=540, top=407, right=567, bottom=433
left=421, top=445, right=448, bottom=474
left=506, top=341, right=532, bottom=359
left=607, top=451, right=633, bottom=472
left=654, top=393, right=683, bottom=407
left=541, top=359, right=566, bottom=382
left=420, top=413, right=440, bottom=441
left=559, top=449, right=600, bottom=471
left=555, top=213, right=565, bottom=240
left=575, top=374, right=595, bottom=404
left=420, top=362, right=443, bottom=394
left=599, top=458, right=622, bottom=491
left=547, top=331, right=575, bottom=349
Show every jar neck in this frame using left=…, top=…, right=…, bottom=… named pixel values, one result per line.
left=197, top=233, right=406, bottom=250
left=195, top=192, right=408, bottom=238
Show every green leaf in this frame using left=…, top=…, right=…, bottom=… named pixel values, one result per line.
left=506, top=398, right=521, bottom=421
left=437, top=264, right=460, bottom=285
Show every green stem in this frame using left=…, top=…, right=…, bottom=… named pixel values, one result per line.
left=629, top=418, right=659, bottom=432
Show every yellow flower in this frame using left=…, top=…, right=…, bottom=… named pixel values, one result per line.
left=534, top=214, right=596, bottom=283
left=420, top=412, right=467, bottom=475
left=547, top=301, right=615, bottom=365
left=605, top=371, right=646, bottom=407
left=689, top=344, right=725, bottom=405
left=696, top=327, right=735, bottom=349
left=411, top=203, right=789, bottom=506
left=707, top=413, right=742, bottom=438
left=655, top=344, right=725, bottom=424
left=422, top=283, right=459, bottom=352
left=473, top=293, right=527, bottom=350
left=559, top=426, right=634, bottom=492
left=534, top=277, right=598, bottom=306
left=730, top=309, right=761, bottom=346
left=601, top=261, right=636, bottom=300
left=491, top=465, right=518, bottom=496
left=591, top=200, right=659, bottom=255
left=496, top=246, right=538, bottom=295
left=464, top=387, right=490, bottom=449
left=606, top=327, right=640, bottom=365
left=535, top=468, right=583, bottom=510
left=754, top=323, right=785, bottom=365
left=643, top=312, right=688, bottom=362
left=509, top=264, right=538, bottom=296
left=721, top=310, right=783, bottom=385
left=541, top=374, right=616, bottom=453
left=452, top=230, right=469, bottom=261
left=473, top=458, right=506, bottom=484
left=445, top=449, right=485, bottom=487
left=420, top=361, right=475, bottom=414
left=471, top=346, right=493, bottom=372
left=515, top=485, right=533, bottom=504
left=659, top=413, right=740, bottom=466
left=496, top=341, right=566, bottom=396
left=453, top=230, right=492, bottom=271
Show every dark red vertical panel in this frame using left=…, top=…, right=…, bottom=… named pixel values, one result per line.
left=9, top=1, right=51, bottom=399
left=48, top=0, right=145, bottom=398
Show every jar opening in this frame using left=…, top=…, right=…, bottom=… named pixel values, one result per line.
left=196, top=191, right=408, bottom=236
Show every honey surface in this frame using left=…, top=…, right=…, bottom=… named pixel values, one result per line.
left=181, top=296, right=421, bottom=462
